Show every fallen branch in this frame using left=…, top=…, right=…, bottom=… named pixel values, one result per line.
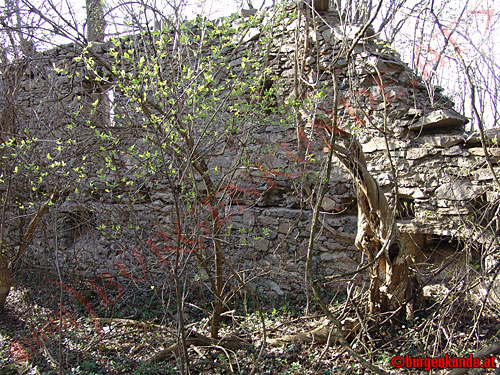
left=268, top=318, right=359, bottom=347
left=147, top=330, right=250, bottom=363
left=96, top=317, right=173, bottom=332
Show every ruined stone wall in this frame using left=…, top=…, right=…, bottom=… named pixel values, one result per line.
left=2, top=3, right=498, bottom=298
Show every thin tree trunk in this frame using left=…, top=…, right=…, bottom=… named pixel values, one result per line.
left=85, top=0, right=111, bottom=131
left=0, top=254, right=11, bottom=312
left=192, top=159, right=224, bottom=340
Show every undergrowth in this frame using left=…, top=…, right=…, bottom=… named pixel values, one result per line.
left=1, top=267, right=499, bottom=375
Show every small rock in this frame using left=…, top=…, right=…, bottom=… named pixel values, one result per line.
left=278, top=222, right=290, bottom=234
left=441, top=145, right=466, bottom=156
left=268, top=281, right=284, bottom=296
left=239, top=8, right=257, bottom=17
left=321, top=196, right=336, bottom=211
left=254, top=238, right=270, bottom=252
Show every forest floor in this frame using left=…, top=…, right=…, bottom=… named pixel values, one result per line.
left=1, top=267, right=499, bottom=375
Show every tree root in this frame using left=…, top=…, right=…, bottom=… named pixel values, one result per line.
left=147, top=330, right=250, bottom=363
left=268, top=318, right=359, bottom=347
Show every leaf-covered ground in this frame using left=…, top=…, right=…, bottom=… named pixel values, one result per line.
left=1, top=267, right=499, bottom=374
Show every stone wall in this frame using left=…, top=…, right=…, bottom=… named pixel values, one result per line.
left=2, top=3, right=498, bottom=298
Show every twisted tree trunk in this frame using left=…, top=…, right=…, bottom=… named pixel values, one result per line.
left=334, top=137, right=419, bottom=317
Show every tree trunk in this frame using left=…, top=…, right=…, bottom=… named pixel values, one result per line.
left=334, top=137, right=418, bottom=317
left=86, top=0, right=106, bottom=42
left=0, top=254, right=11, bottom=312
left=85, top=0, right=110, bottom=130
